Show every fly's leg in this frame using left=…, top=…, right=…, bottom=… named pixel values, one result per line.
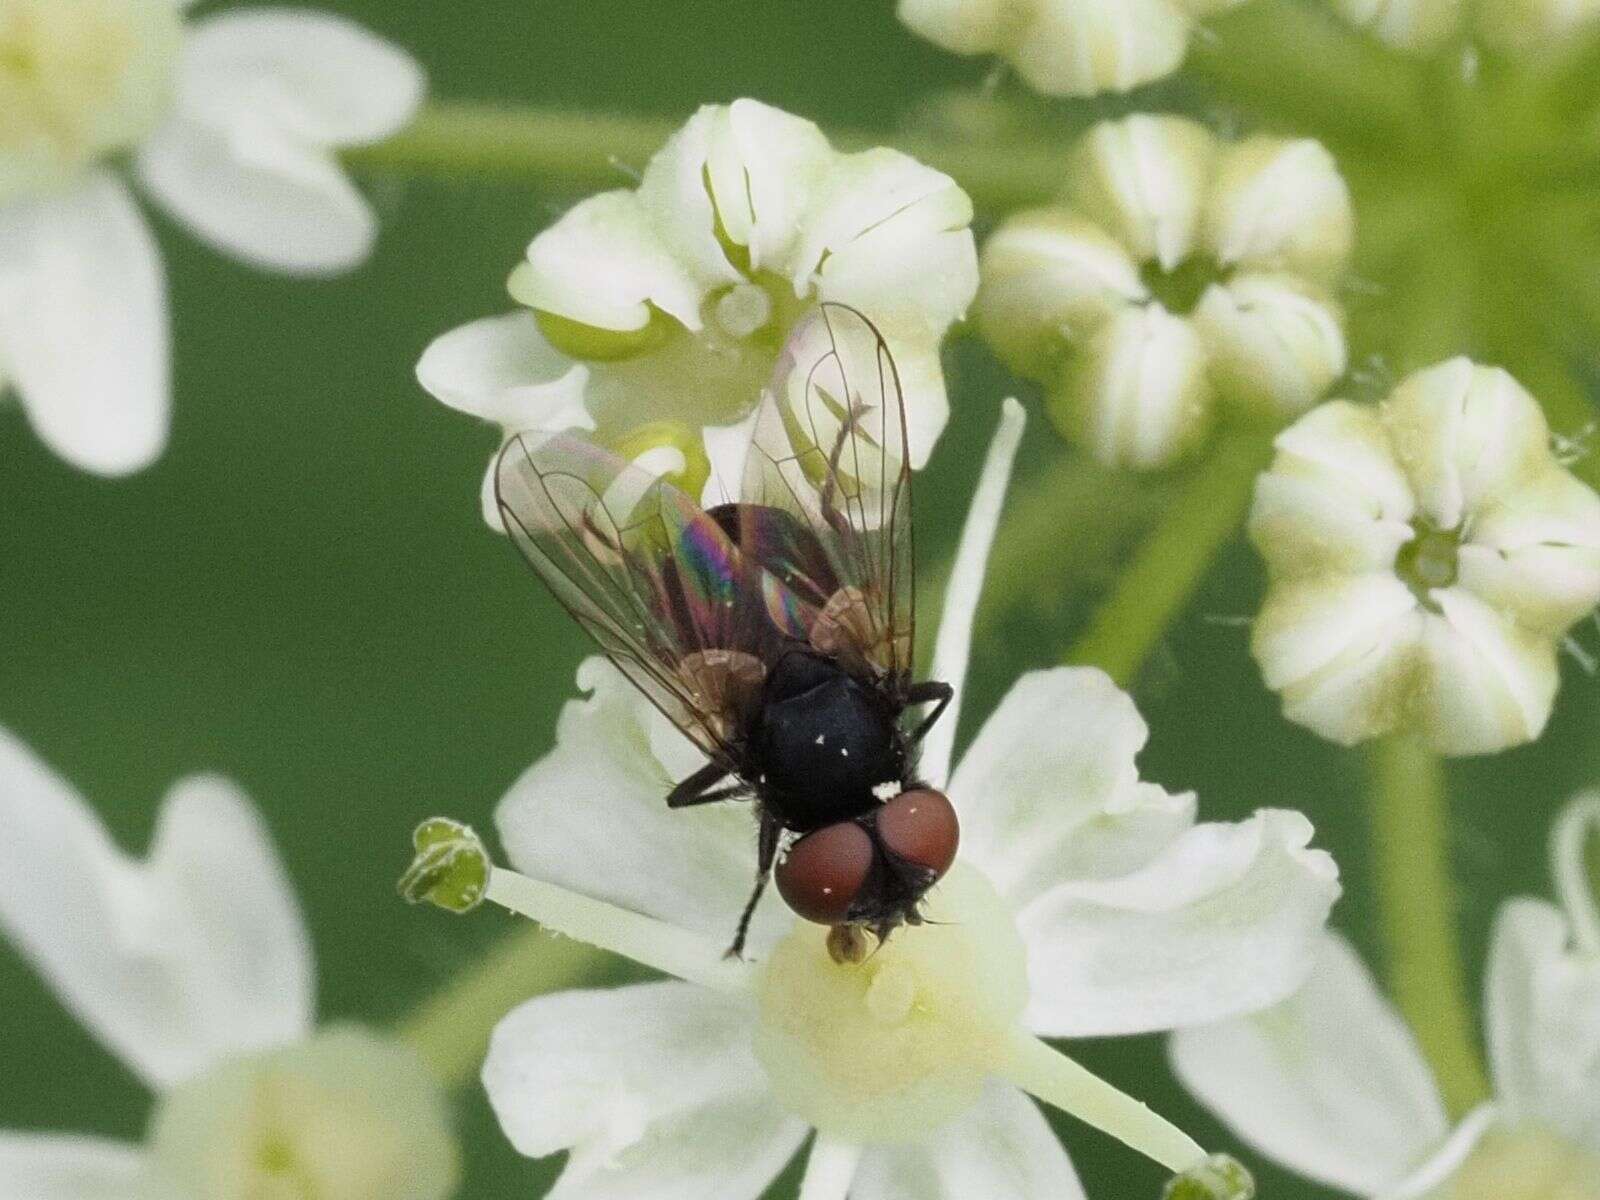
left=904, top=679, right=954, bottom=746
left=726, top=812, right=782, bottom=959
left=666, top=760, right=734, bottom=809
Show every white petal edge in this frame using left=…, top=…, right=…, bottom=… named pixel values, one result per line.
left=415, top=311, right=592, bottom=431
left=0, top=1134, right=152, bottom=1200
left=1019, top=809, right=1341, bottom=1037
left=484, top=982, right=806, bottom=1200
left=0, top=174, right=169, bottom=475
left=0, top=729, right=313, bottom=1090
left=851, top=1082, right=1086, bottom=1200
left=920, top=398, right=1027, bottom=790
left=950, top=667, right=1195, bottom=911
left=496, top=658, right=794, bottom=958
left=1170, top=933, right=1449, bottom=1195
left=1377, top=1105, right=1500, bottom=1200
left=1483, top=897, right=1600, bottom=1149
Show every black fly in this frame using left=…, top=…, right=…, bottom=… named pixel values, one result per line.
left=495, top=304, right=957, bottom=958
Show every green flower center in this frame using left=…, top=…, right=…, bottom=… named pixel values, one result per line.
left=751, top=864, right=1031, bottom=1144
left=1140, top=254, right=1226, bottom=316
left=0, top=0, right=181, bottom=202
left=1396, top=518, right=1461, bottom=605
left=147, top=1027, right=459, bottom=1200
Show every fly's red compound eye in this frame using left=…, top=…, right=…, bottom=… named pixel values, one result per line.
left=775, top=821, right=875, bottom=925
left=875, top=788, right=959, bottom=881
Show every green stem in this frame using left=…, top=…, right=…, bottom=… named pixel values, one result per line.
left=347, top=102, right=1066, bottom=212
left=1367, top=735, right=1491, bottom=1118
left=1064, top=428, right=1275, bottom=687
left=397, top=925, right=616, bottom=1088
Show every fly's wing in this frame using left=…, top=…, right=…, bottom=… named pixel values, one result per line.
left=741, top=303, right=915, bottom=683
left=497, top=431, right=819, bottom=762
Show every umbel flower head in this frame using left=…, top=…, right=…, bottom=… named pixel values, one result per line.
left=897, top=0, right=1255, bottom=97
left=0, top=0, right=424, bottom=475
left=976, top=114, right=1353, bottom=470
left=0, top=727, right=458, bottom=1200
left=406, top=404, right=1340, bottom=1199
left=1333, top=0, right=1600, bottom=58
left=1171, top=793, right=1600, bottom=1200
left=416, top=98, right=979, bottom=527
left=1249, top=358, right=1600, bottom=755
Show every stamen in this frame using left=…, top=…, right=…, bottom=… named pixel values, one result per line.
left=1000, top=1032, right=1208, bottom=1174
left=921, top=397, right=1027, bottom=788
left=1552, top=793, right=1600, bottom=956
left=484, top=868, right=753, bottom=993
left=797, top=1135, right=863, bottom=1200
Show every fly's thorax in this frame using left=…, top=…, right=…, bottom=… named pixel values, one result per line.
left=753, top=650, right=903, bottom=830
left=0, top=0, right=182, bottom=202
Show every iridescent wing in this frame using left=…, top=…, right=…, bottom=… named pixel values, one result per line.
left=496, top=431, right=821, bottom=761
left=740, top=303, right=915, bottom=683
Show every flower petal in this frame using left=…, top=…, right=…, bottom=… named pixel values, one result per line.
left=1459, top=467, right=1600, bottom=635
left=514, top=190, right=706, bottom=332
left=976, top=207, right=1145, bottom=377
left=1202, top=138, right=1353, bottom=282
left=485, top=982, right=805, bottom=1200
left=1055, top=304, right=1214, bottom=470
left=949, top=668, right=1196, bottom=912
left=1068, top=115, right=1216, bottom=271
left=1193, top=274, right=1346, bottom=420
left=798, top=150, right=977, bottom=332
left=0, top=1134, right=151, bottom=1200
left=1018, top=809, right=1341, bottom=1037
left=0, top=730, right=313, bottom=1089
left=1417, top=590, right=1558, bottom=756
left=0, top=174, right=168, bottom=475
left=895, top=0, right=1010, bottom=55
left=1484, top=898, right=1600, bottom=1148
left=137, top=10, right=422, bottom=275
left=174, top=9, right=423, bottom=146
left=1252, top=572, right=1423, bottom=746
left=1010, top=0, right=1192, bottom=98
left=1382, top=359, right=1553, bottom=532
left=852, top=1082, right=1086, bottom=1200
left=496, top=658, right=793, bottom=958
left=1250, top=402, right=1416, bottom=581
left=415, top=311, right=592, bottom=432
left=1170, top=934, right=1449, bottom=1194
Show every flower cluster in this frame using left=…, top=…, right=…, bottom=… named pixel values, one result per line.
left=0, top=727, right=459, bottom=1200
left=898, top=0, right=1253, bottom=96
left=418, top=98, right=978, bottom=525
left=404, top=409, right=1340, bottom=1200
left=977, top=114, right=1353, bottom=469
left=1249, top=359, right=1600, bottom=755
left=1172, top=794, right=1600, bottom=1199
left=0, top=0, right=423, bottom=474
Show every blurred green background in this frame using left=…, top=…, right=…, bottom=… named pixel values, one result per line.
left=3, top=2, right=1598, bottom=1197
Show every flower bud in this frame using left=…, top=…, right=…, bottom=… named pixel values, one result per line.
left=1193, top=274, right=1347, bottom=420
left=1067, top=115, right=1215, bottom=272
left=1051, top=305, right=1214, bottom=470
left=976, top=207, right=1144, bottom=377
left=1204, top=137, right=1354, bottom=285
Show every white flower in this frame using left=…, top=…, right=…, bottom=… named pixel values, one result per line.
left=897, top=0, right=1255, bottom=97
left=0, top=1, right=424, bottom=474
left=976, top=114, right=1352, bottom=470
left=0, top=727, right=458, bottom=1200
left=1249, top=358, right=1600, bottom=755
left=1334, top=0, right=1600, bottom=57
left=426, top=403, right=1340, bottom=1199
left=416, top=98, right=979, bottom=528
left=1171, top=793, right=1600, bottom=1199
